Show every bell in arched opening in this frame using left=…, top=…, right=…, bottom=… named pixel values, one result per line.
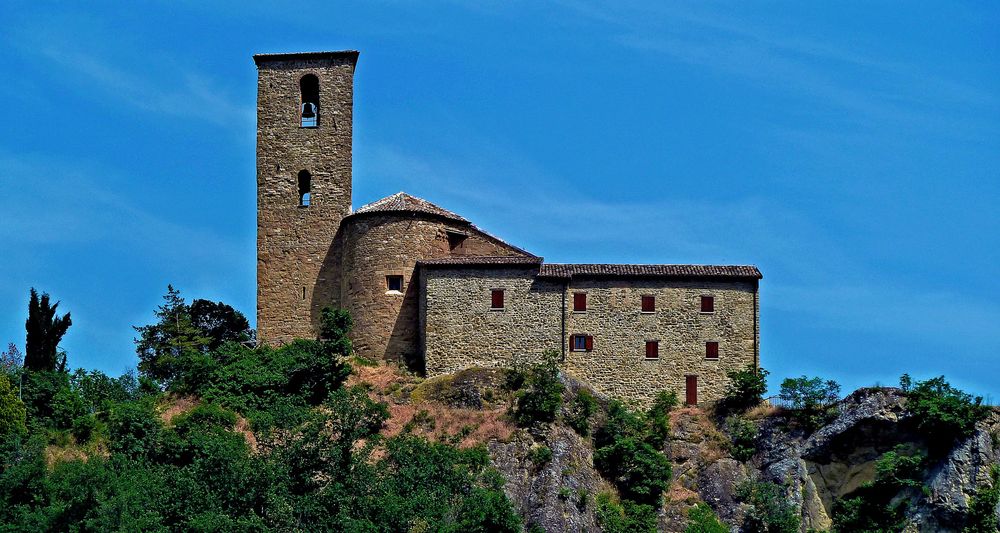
left=300, top=74, right=320, bottom=127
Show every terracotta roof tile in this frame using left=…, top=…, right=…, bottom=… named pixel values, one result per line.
left=418, top=256, right=543, bottom=267
left=538, top=264, right=762, bottom=279
left=352, top=192, right=468, bottom=222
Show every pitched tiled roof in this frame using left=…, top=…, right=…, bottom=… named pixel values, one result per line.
left=418, top=256, right=543, bottom=267
left=538, top=264, right=762, bottom=279
left=352, top=192, right=468, bottom=222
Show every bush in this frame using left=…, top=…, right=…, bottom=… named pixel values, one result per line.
left=736, top=479, right=800, bottom=533
left=71, top=414, right=97, bottom=443
left=594, top=437, right=672, bottom=504
left=107, top=400, right=163, bottom=460
left=686, top=502, right=728, bottom=533
left=0, top=374, right=26, bottom=439
left=906, top=376, right=990, bottom=446
left=779, top=376, right=841, bottom=430
left=722, top=365, right=769, bottom=413
left=726, top=416, right=759, bottom=462
left=566, top=389, right=597, bottom=436
left=528, top=445, right=553, bottom=467
left=963, top=465, right=1000, bottom=533
left=646, top=390, right=677, bottom=448
left=50, top=386, right=87, bottom=430
left=509, top=351, right=564, bottom=426
left=831, top=445, right=925, bottom=532
left=595, top=492, right=658, bottom=533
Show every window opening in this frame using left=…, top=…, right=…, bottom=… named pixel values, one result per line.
left=641, top=295, right=655, bottom=313
left=700, top=295, right=715, bottom=313
left=645, top=341, right=659, bottom=359
left=573, top=292, right=587, bottom=312
left=300, top=74, right=320, bottom=127
left=491, top=289, right=504, bottom=309
left=298, top=170, right=311, bottom=207
left=386, top=275, right=403, bottom=293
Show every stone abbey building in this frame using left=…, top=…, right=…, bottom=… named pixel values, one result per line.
left=255, top=51, right=762, bottom=405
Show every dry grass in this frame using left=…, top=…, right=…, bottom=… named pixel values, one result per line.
left=348, top=361, right=415, bottom=393
left=44, top=439, right=109, bottom=469
left=156, top=394, right=258, bottom=453
left=744, top=402, right=783, bottom=420
left=665, top=481, right=700, bottom=503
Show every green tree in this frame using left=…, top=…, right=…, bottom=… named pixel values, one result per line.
left=736, top=479, right=800, bottom=533
left=509, top=351, right=564, bottom=426
left=686, top=502, right=728, bottom=533
left=963, top=465, right=1000, bottom=533
left=188, top=299, right=253, bottom=351
left=24, top=288, right=72, bottom=372
left=779, top=376, right=841, bottom=430
left=0, top=374, right=27, bottom=439
left=831, top=446, right=925, bottom=532
left=906, top=376, right=990, bottom=446
left=134, top=285, right=210, bottom=384
left=722, top=365, right=769, bottom=413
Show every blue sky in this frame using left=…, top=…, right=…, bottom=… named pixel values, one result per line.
left=0, top=2, right=997, bottom=398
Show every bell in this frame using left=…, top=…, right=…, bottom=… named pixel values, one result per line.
left=301, top=103, right=316, bottom=118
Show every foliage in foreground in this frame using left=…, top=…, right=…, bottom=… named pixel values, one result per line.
left=831, top=445, right=925, bottom=532
left=721, top=364, right=769, bottom=413
left=595, top=491, right=658, bottom=533
left=507, top=350, right=565, bottom=426
left=685, top=502, right=728, bottom=533
left=592, top=395, right=674, bottom=505
left=905, top=375, right=990, bottom=447
left=963, top=464, right=1000, bottom=533
left=736, top=479, right=801, bottom=533
left=0, top=288, right=521, bottom=531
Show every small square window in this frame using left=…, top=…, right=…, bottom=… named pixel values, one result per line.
left=641, top=295, right=655, bottom=313
left=573, top=292, right=587, bottom=312
left=645, top=340, right=659, bottom=359
left=571, top=334, right=593, bottom=352
left=700, top=295, right=715, bottom=313
left=386, top=275, right=403, bottom=293
left=706, top=341, right=719, bottom=359
left=491, top=289, right=504, bottom=309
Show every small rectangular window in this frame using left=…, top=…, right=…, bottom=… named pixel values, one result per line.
left=571, top=335, right=593, bottom=352
left=701, top=295, right=715, bottom=313
left=491, top=289, right=504, bottom=309
left=706, top=341, right=719, bottom=359
left=645, top=340, right=659, bottom=359
left=386, top=275, right=403, bottom=293
left=641, top=295, right=655, bottom=313
left=573, top=292, right=587, bottom=312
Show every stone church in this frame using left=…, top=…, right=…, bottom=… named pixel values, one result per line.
left=255, top=51, right=762, bottom=405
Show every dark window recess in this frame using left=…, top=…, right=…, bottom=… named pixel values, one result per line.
left=491, top=289, right=504, bottom=309
left=386, top=275, right=403, bottom=292
left=701, top=295, right=715, bottom=313
left=447, top=230, right=468, bottom=251
left=706, top=341, right=719, bottom=359
left=573, top=292, right=587, bottom=312
left=645, top=341, right=659, bottom=359
left=297, top=170, right=311, bottom=206
left=300, top=74, right=320, bottom=127
left=571, top=335, right=593, bottom=352
left=641, top=295, right=655, bottom=312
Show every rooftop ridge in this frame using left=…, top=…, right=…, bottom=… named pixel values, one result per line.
left=253, top=50, right=359, bottom=65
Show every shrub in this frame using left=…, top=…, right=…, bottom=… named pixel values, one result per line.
left=646, top=390, right=677, bottom=448
left=594, top=437, right=672, bottom=504
left=595, top=492, right=658, bottom=533
left=107, top=400, right=162, bottom=460
left=528, top=445, right=553, bottom=467
left=0, top=374, right=26, bottom=439
left=726, top=416, right=759, bottom=462
left=736, top=479, right=800, bottom=533
left=722, top=365, right=769, bottom=413
left=686, top=502, right=728, bottom=533
left=898, top=373, right=912, bottom=393
left=963, top=464, right=1000, bottom=533
left=566, top=388, right=597, bottom=436
left=71, top=414, right=97, bottom=443
left=50, top=386, right=87, bottom=430
left=779, top=376, right=841, bottom=430
left=906, top=376, right=990, bottom=446
left=831, top=445, right=925, bottom=532
left=509, top=351, right=564, bottom=426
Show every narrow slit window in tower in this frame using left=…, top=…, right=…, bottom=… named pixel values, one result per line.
left=298, top=170, right=311, bottom=207
left=300, top=74, right=320, bottom=127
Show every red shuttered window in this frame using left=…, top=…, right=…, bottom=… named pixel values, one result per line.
left=645, top=341, right=659, bottom=359
left=700, top=295, right=715, bottom=313
left=706, top=341, right=719, bottom=359
left=585, top=335, right=594, bottom=351
left=491, top=289, right=504, bottom=309
left=641, top=295, right=655, bottom=313
left=571, top=335, right=593, bottom=352
left=573, top=292, right=587, bottom=312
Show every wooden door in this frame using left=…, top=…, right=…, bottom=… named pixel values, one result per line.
left=685, top=375, right=698, bottom=406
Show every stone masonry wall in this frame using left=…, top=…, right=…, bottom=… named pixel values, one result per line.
left=421, top=269, right=759, bottom=407
left=339, top=213, right=529, bottom=370
left=422, top=267, right=564, bottom=375
left=257, top=55, right=356, bottom=345
left=563, top=278, right=758, bottom=406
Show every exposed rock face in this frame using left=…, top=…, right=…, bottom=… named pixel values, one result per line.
left=490, top=424, right=609, bottom=533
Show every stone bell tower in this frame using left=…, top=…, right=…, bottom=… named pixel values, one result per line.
left=254, top=51, right=358, bottom=344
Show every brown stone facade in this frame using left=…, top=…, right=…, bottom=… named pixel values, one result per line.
left=255, top=50, right=763, bottom=407
left=421, top=264, right=760, bottom=406
left=255, top=52, right=357, bottom=344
